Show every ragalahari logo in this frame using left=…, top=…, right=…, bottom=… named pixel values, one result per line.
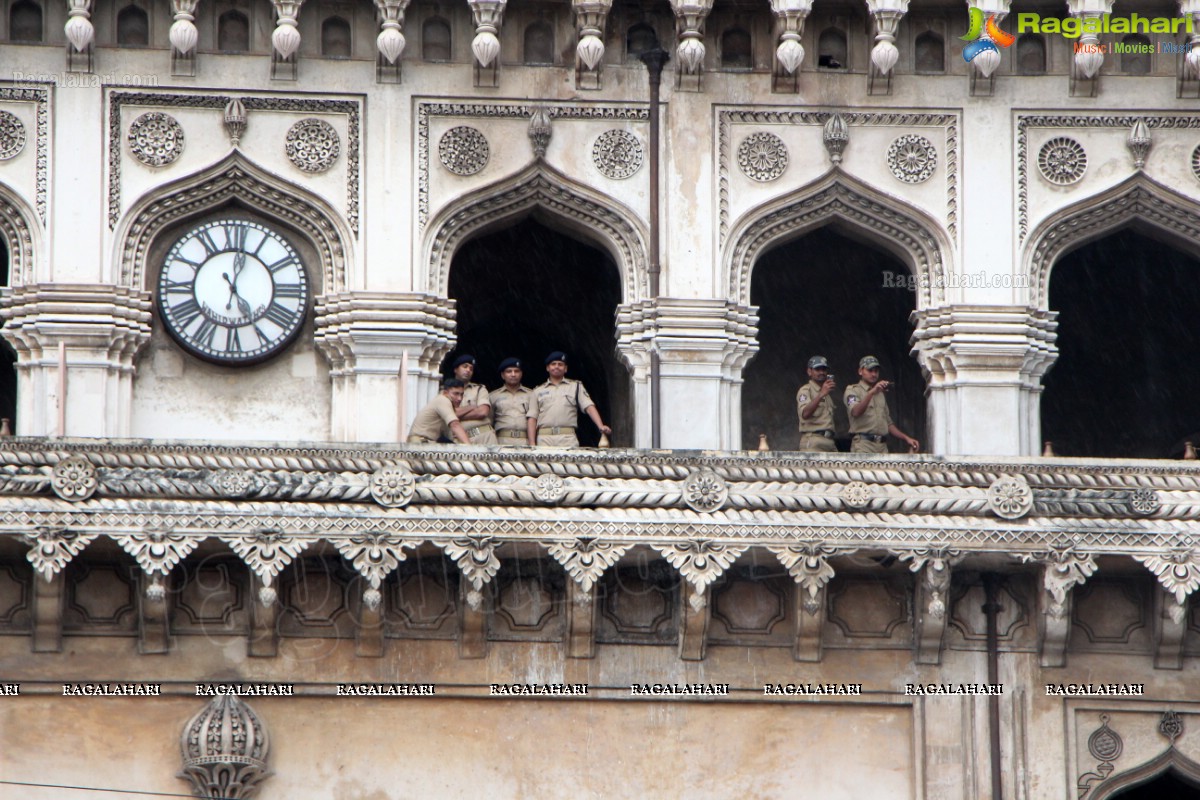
left=961, top=8, right=1015, bottom=64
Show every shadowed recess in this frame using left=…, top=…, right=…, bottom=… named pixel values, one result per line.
left=1110, top=770, right=1200, bottom=799
left=447, top=217, right=628, bottom=447
left=1042, top=229, right=1200, bottom=458
left=742, top=226, right=924, bottom=451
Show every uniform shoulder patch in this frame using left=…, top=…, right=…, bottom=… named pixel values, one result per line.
left=798, top=394, right=809, bottom=404
left=846, top=395, right=859, bottom=407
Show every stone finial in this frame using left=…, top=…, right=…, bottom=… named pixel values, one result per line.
left=467, top=0, right=506, bottom=67
left=169, top=0, right=199, bottom=54
left=822, top=113, right=849, bottom=165
left=770, top=0, right=811, bottom=74
left=374, top=0, right=410, bottom=64
left=64, top=0, right=94, bottom=52
left=528, top=106, right=552, bottom=159
left=1127, top=118, right=1152, bottom=169
left=270, top=0, right=303, bottom=60
left=180, top=694, right=271, bottom=799
left=224, top=99, right=247, bottom=148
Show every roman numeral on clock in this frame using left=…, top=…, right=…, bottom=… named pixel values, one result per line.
left=263, top=302, right=299, bottom=330
left=171, top=298, right=202, bottom=328
left=224, top=224, right=248, bottom=253
left=194, top=318, right=218, bottom=349
left=266, top=255, right=299, bottom=274
left=274, top=283, right=304, bottom=298
left=195, top=228, right=223, bottom=257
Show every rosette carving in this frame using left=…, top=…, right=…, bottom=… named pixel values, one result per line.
left=987, top=475, right=1033, bottom=519
left=545, top=538, right=630, bottom=592
left=370, top=463, right=416, bottom=508
left=532, top=472, right=566, bottom=504
left=1126, top=487, right=1161, bottom=516
left=682, top=468, right=727, bottom=513
left=210, top=469, right=256, bottom=498
left=841, top=480, right=872, bottom=509
left=51, top=456, right=98, bottom=501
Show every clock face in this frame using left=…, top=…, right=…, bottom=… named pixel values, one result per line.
left=158, top=219, right=310, bottom=364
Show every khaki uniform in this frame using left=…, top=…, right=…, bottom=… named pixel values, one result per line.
left=527, top=378, right=595, bottom=448
left=797, top=379, right=837, bottom=453
left=844, top=380, right=892, bottom=454
left=407, top=394, right=458, bottom=443
left=490, top=385, right=532, bottom=445
left=459, top=382, right=497, bottom=445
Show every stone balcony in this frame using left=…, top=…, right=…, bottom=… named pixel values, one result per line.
left=1, top=437, right=1197, bottom=667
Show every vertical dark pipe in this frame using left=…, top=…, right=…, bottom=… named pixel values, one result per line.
left=982, top=573, right=1004, bottom=800
left=639, top=47, right=668, bottom=449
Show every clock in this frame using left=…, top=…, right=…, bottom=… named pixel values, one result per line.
left=158, top=219, right=310, bottom=364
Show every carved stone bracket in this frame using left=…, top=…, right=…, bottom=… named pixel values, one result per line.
left=1137, top=549, right=1200, bottom=607
left=1020, top=548, right=1097, bottom=667
left=440, top=535, right=501, bottom=610
left=64, top=0, right=94, bottom=72
left=169, top=0, right=199, bottom=75
left=373, top=0, right=411, bottom=83
left=270, top=0, right=305, bottom=79
left=113, top=528, right=201, bottom=597
left=768, top=543, right=837, bottom=662
left=22, top=527, right=97, bottom=581
left=333, top=531, right=419, bottom=610
left=769, top=0, right=812, bottom=92
left=180, top=694, right=271, bottom=800
left=865, top=0, right=908, bottom=94
left=668, top=0, right=713, bottom=90
left=545, top=538, right=630, bottom=593
left=1067, top=0, right=1113, bottom=96
left=653, top=540, right=746, bottom=602
left=466, top=0, right=507, bottom=86
left=572, top=0, right=612, bottom=89
left=900, top=547, right=961, bottom=664
left=221, top=531, right=309, bottom=606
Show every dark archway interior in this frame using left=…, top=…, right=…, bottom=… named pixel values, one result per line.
left=1110, top=769, right=1200, bottom=799
left=447, top=217, right=629, bottom=447
left=742, top=226, right=924, bottom=451
left=1042, top=229, right=1200, bottom=458
left=0, top=234, right=14, bottom=432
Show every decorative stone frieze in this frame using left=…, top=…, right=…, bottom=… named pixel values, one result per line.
left=545, top=538, right=630, bottom=592
left=284, top=118, right=340, bottom=173
left=180, top=695, right=271, bottom=800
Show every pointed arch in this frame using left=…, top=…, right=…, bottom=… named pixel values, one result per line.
left=114, top=152, right=352, bottom=294
left=0, top=181, right=39, bottom=287
left=1091, top=746, right=1200, bottom=799
left=1024, top=173, right=1200, bottom=309
left=424, top=162, right=649, bottom=302
left=725, top=169, right=951, bottom=310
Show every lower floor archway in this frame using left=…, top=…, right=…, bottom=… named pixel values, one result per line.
left=447, top=217, right=629, bottom=447
left=1109, top=770, right=1200, bottom=799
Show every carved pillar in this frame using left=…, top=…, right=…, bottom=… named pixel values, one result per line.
left=180, top=695, right=271, bottom=800
left=864, top=0, right=907, bottom=94
left=769, top=544, right=835, bottom=663
left=1179, top=0, right=1200, bottom=97
left=668, top=0, right=714, bottom=90
left=270, top=0, right=305, bottom=80
left=64, top=0, right=94, bottom=72
left=313, top=292, right=456, bottom=443
left=911, top=305, right=1057, bottom=456
left=467, top=0, right=507, bottom=87
left=0, top=285, right=152, bottom=437
left=169, top=0, right=200, bottom=76
left=31, top=570, right=65, bottom=653
left=374, top=0, right=411, bottom=83
left=572, top=0, right=612, bottom=89
left=617, top=299, right=758, bottom=449
left=1067, top=0, right=1113, bottom=96
left=902, top=550, right=960, bottom=665
left=769, top=0, right=812, bottom=93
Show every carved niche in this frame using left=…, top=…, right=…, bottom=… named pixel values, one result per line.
left=385, top=555, right=459, bottom=639
left=488, top=557, right=566, bottom=642
left=826, top=572, right=913, bottom=647
left=708, top=563, right=791, bottom=646
left=277, top=556, right=358, bottom=638
left=596, top=556, right=680, bottom=645
left=63, top=560, right=138, bottom=633
left=1072, top=575, right=1153, bottom=654
left=946, top=572, right=1036, bottom=652
left=171, top=556, right=249, bottom=636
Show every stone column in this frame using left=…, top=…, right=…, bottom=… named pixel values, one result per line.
left=911, top=305, right=1057, bottom=456
left=0, top=284, right=152, bottom=437
left=314, top=292, right=455, bottom=443
left=618, top=298, right=758, bottom=450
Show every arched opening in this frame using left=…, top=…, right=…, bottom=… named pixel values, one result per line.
left=523, top=20, right=553, bottom=64
left=1041, top=229, right=1200, bottom=458
left=721, top=27, right=752, bottom=69
left=446, top=217, right=629, bottom=447
left=818, top=27, right=846, bottom=69
left=1109, top=770, right=1200, bottom=799
left=422, top=17, right=450, bottom=60
left=914, top=31, right=943, bottom=72
left=742, top=226, right=924, bottom=451
left=217, top=10, right=249, bottom=52
left=626, top=22, right=657, bottom=60
left=1017, top=33, right=1046, bottom=74
left=0, top=234, right=14, bottom=433
left=116, top=5, right=149, bottom=46
left=321, top=15, right=351, bottom=57
left=9, top=0, right=41, bottom=42
left=1121, top=33, right=1152, bottom=74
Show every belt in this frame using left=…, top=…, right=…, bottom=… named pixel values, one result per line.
left=854, top=433, right=886, bottom=443
left=406, top=434, right=434, bottom=444
left=802, top=430, right=835, bottom=439
left=498, top=429, right=527, bottom=438
left=538, top=426, right=576, bottom=435
left=466, top=424, right=495, bottom=439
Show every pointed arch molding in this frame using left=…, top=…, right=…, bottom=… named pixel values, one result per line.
left=115, top=152, right=351, bottom=293
left=424, top=162, right=649, bottom=301
left=725, top=170, right=951, bottom=309
left=1090, top=746, right=1200, bottom=800
left=1025, top=174, right=1200, bottom=310
left=0, top=182, right=39, bottom=287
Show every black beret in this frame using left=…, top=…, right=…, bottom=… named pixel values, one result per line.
left=498, top=357, right=522, bottom=372
left=545, top=351, right=568, bottom=366
left=451, top=354, right=476, bottom=369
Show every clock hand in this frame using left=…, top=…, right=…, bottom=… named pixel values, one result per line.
left=222, top=272, right=237, bottom=310
left=236, top=295, right=252, bottom=319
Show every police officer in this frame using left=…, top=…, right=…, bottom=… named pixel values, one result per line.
left=526, top=351, right=611, bottom=448
left=407, top=379, right=470, bottom=444
left=844, top=355, right=919, bottom=454
left=490, top=357, right=533, bottom=445
left=450, top=354, right=497, bottom=445
left=797, top=355, right=837, bottom=453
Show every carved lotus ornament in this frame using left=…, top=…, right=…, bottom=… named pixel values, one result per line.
left=683, top=468, right=727, bottom=513
left=210, top=469, right=255, bottom=498
left=987, top=476, right=1033, bottom=519
left=841, top=480, right=872, bottom=509
left=51, top=456, right=98, bottom=501
left=370, top=463, right=416, bottom=508
left=1126, top=488, right=1160, bottom=516
left=533, top=473, right=566, bottom=504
